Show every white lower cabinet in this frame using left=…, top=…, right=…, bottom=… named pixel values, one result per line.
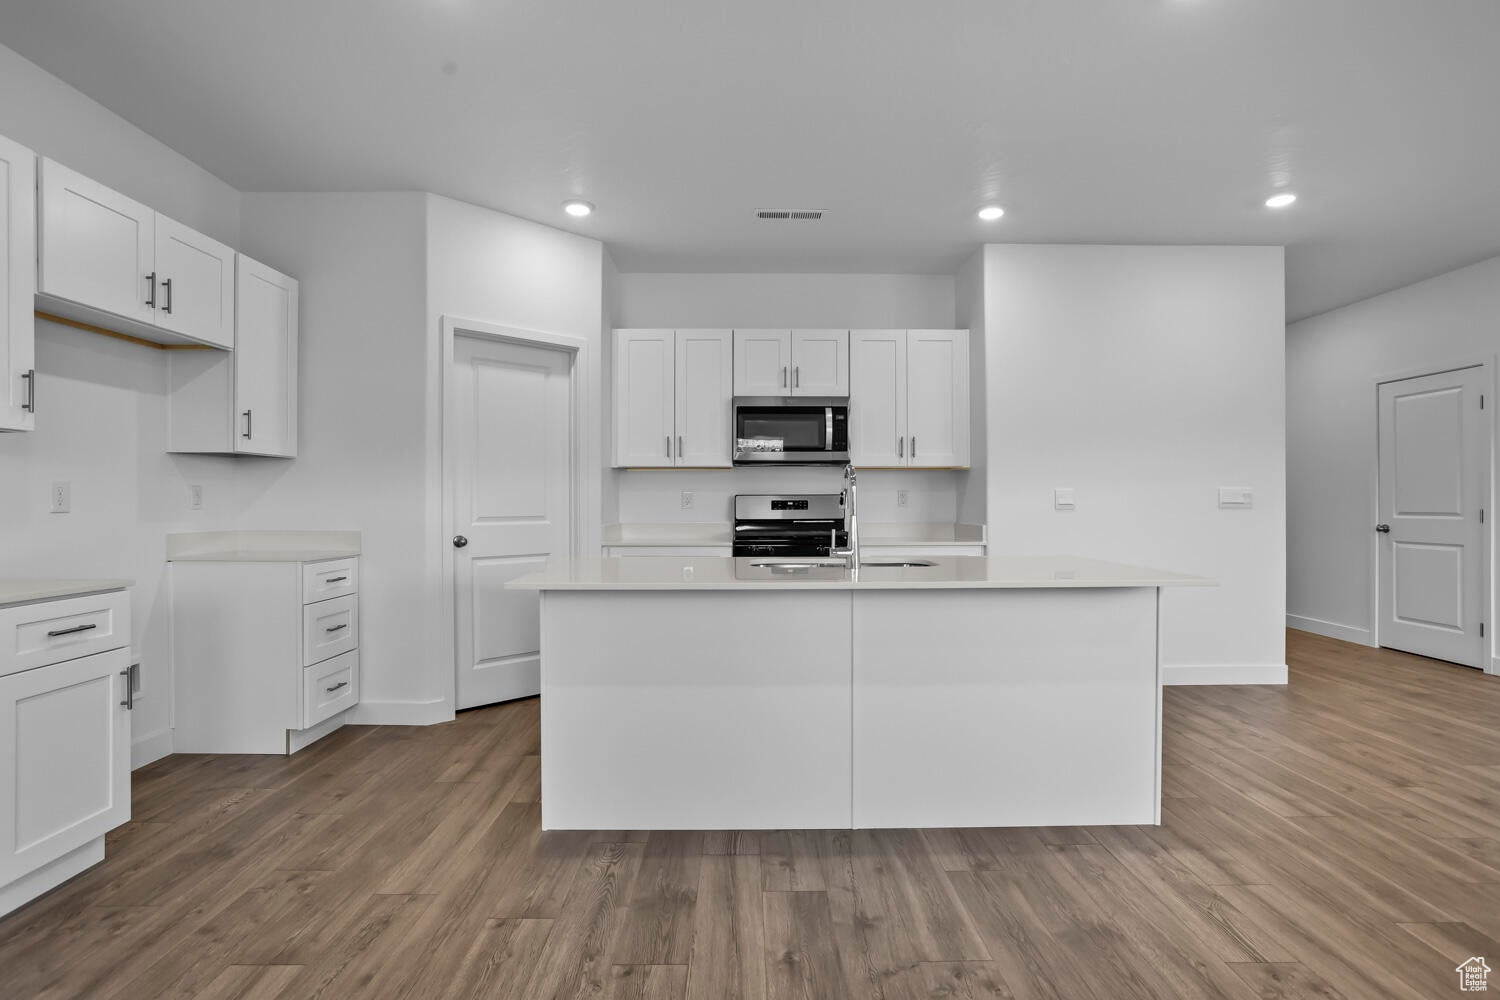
left=172, top=557, right=360, bottom=754
left=0, top=588, right=133, bottom=918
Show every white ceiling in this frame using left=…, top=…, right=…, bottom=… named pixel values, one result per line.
left=3, top=1, right=1498, bottom=320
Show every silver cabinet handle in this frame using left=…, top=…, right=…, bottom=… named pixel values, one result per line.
left=145, top=272, right=156, bottom=308
left=325, top=623, right=349, bottom=633
left=795, top=366, right=800, bottom=389
left=782, top=366, right=788, bottom=388
left=326, top=680, right=349, bottom=693
left=324, top=576, right=348, bottom=584
left=161, top=277, right=173, bottom=314
left=120, top=663, right=138, bottom=710
left=21, top=369, right=35, bottom=413
left=911, top=436, right=917, bottom=460
left=898, top=436, right=904, bottom=459
left=242, top=409, right=253, bottom=440
left=665, top=434, right=672, bottom=459
left=48, top=622, right=97, bottom=638
left=678, top=435, right=684, bottom=458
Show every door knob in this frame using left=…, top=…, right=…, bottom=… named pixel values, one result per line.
left=1375, top=524, right=1391, bottom=533
left=453, top=535, right=469, bottom=548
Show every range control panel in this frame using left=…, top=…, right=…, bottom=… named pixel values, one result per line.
left=770, top=499, right=810, bottom=511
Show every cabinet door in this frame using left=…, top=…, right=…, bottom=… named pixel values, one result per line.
left=906, top=329, right=970, bottom=468
left=0, top=135, right=35, bottom=432
left=791, top=329, right=849, bottom=396
left=732, top=329, right=791, bottom=396
left=613, top=329, right=675, bottom=467
left=674, top=329, right=733, bottom=467
left=849, top=330, right=906, bottom=467
left=38, top=159, right=155, bottom=327
left=235, top=256, right=298, bottom=456
left=154, top=214, right=235, bottom=348
left=0, top=647, right=131, bottom=887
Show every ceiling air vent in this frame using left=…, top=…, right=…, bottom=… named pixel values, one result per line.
left=755, top=209, right=826, bottom=221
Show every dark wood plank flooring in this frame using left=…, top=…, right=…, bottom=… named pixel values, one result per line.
left=2, top=630, right=1498, bottom=998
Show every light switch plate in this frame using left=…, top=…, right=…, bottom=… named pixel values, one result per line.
left=1054, top=488, right=1076, bottom=511
left=896, top=490, right=909, bottom=508
left=189, top=484, right=203, bottom=510
left=1219, top=487, right=1253, bottom=508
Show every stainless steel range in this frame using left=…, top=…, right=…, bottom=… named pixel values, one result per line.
left=732, top=494, right=847, bottom=558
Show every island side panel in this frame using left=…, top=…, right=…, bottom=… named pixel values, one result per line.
left=852, top=587, right=1159, bottom=828
left=539, top=589, right=853, bottom=830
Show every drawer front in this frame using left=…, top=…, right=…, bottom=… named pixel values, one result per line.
left=302, top=649, right=359, bottom=729
left=302, top=559, right=358, bottom=604
left=0, top=591, right=131, bottom=677
left=302, top=595, right=358, bottom=666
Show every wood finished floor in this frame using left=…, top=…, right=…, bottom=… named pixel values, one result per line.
left=3, top=630, right=1499, bottom=998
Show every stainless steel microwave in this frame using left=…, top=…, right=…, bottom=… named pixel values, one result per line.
left=732, top=397, right=849, bottom=465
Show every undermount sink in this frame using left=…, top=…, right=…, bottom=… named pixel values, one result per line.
left=859, top=559, right=938, bottom=568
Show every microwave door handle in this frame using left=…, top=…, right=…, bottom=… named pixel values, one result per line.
left=826, top=408, right=833, bottom=450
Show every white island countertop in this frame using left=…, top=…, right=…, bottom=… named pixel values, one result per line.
left=0, top=579, right=133, bottom=607
left=510, top=554, right=1210, bottom=591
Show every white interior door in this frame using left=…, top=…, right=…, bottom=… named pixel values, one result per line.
left=1377, top=366, right=1488, bottom=667
left=454, top=335, right=574, bottom=709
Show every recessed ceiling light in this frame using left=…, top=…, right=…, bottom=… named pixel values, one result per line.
left=562, top=199, right=594, bottom=218
left=1264, top=192, right=1297, bottom=209
left=977, top=205, right=1005, bottom=221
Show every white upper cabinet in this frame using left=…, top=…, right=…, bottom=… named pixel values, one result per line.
left=848, top=329, right=969, bottom=469
left=614, top=329, right=676, bottom=467
left=906, top=329, right=970, bottom=468
left=848, top=330, right=907, bottom=467
left=153, top=214, right=234, bottom=349
left=732, top=329, right=792, bottom=396
left=674, top=329, right=733, bottom=467
left=790, top=329, right=849, bottom=396
left=168, top=256, right=298, bottom=457
left=38, top=158, right=232, bottom=349
left=0, top=134, right=35, bottom=432
left=614, top=329, right=733, bottom=468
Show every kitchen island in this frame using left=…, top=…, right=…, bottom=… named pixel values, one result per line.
left=509, top=555, right=1209, bottom=831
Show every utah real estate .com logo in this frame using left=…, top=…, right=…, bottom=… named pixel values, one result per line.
left=1458, top=957, right=1491, bottom=992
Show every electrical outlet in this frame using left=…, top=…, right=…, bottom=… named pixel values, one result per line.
left=50, top=481, right=70, bottom=514
left=189, top=484, right=204, bottom=510
left=896, top=490, right=909, bottom=508
left=680, top=491, right=695, bottom=510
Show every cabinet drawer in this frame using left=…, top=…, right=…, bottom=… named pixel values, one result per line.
left=302, top=559, right=358, bottom=604
left=0, top=590, right=131, bottom=677
left=302, top=595, right=357, bottom=666
left=302, top=649, right=359, bottom=729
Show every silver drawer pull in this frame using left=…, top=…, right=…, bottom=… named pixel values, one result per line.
left=325, top=623, right=349, bottom=633
left=324, top=576, right=348, bottom=584
left=326, top=680, right=349, bottom=693
left=48, top=623, right=98, bottom=638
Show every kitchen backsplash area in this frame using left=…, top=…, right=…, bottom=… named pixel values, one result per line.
left=610, top=467, right=965, bottom=524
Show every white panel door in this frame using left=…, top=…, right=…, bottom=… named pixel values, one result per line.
left=234, top=256, right=299, bottom=457
left=454, top=335, right=574, bottom=709
left=790, top=329, right=849, bottom=396
left=0, top=134, right=35, bottom=432
left=37, top=158, right=155, bottom=326
left=674, top=328, right=733, bottom=467
left=154, top=214, right=235, bottom=349
left=849, top=330, right=906, bottom=467
left=733, top=329, right=791, bottom=396
left=906, top=329, right=970, bottom=468
left=0, top=648, right=131, bottom=887
left=1378, top=366, right=1487, bottom=667
left=613, top=329, right=675, bottom=467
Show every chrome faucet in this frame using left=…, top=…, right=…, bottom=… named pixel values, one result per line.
left=830, top=463, right=860, bottom=571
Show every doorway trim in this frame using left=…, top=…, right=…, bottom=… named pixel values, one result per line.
left=439, top=315, right=601, bottom=711
left=1370, top=356, right=1496, bottom=674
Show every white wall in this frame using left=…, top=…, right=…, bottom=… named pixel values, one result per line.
left=981, top=245, right=1287, bottom=682
left=1287, top=254, right=1500, bottom=659
left=610, top=271, right=967, bottom=525
left=0, top=42, right=243, bottom=764
left=954, top=251, right=987, bottom=526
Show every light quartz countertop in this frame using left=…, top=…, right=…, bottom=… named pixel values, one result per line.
left=167, top=530, right=361, bottom=563
left=509, top=555, right=1209, bottom=591
left=601, top=522, right=986, bottom=547
left=0, top=579, right=133, bottom=607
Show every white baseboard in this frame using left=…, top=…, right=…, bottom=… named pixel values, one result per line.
left=347, top=697, right=454, bottom=726
left=131, top=728, right=174, bottom=770
left=1162, top=663, right=1289, bottom=686
left=1286, top=614, right=1374, bottom=647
